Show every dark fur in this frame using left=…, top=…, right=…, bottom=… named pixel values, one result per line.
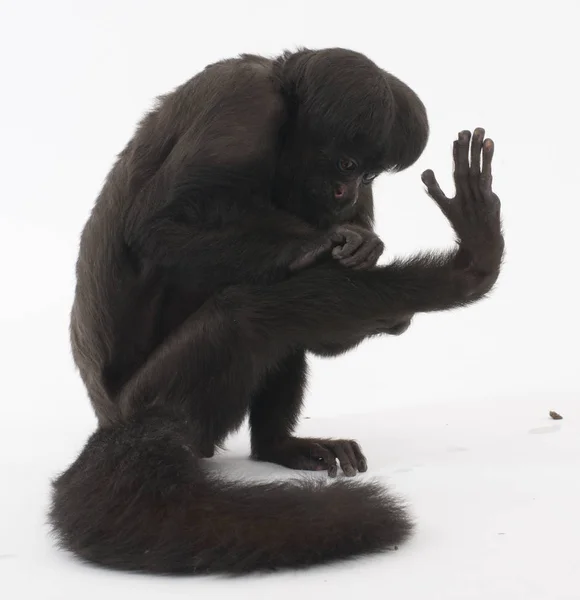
left=50, top=47, right=503, bottom=574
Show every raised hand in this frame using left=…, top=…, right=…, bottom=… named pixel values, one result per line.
left=421, top=128, right=504, bottom=295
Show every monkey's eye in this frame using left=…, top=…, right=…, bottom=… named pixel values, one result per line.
left=362, top=173, right=378, bottom=185
left=337, top=158, right=357, bottom=172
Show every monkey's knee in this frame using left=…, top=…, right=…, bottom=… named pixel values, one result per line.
left=212, top=285, right=279, bottom=350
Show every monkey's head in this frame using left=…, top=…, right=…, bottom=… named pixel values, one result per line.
left=276, top=48, right=429, bottom=224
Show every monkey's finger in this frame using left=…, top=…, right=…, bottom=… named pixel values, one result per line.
left=421, top=170, right=450, bottom=208
left=454, top=131, right=472, bottom=201
left=309, top=443, right=338, bottom=477
left=470, top=128, right=484, bottom=172
left=332, top=245, right=344, bottom=259
left=340, top=231, right=364, bottom=256
left=352, top=244, right=384, bottom=270
left=469, top=128, right=485, bottom=190
left=338, top=252, right=361, bottom=267
left=338, top=237, right=380, bottom=267
left=342, top=442, right=361, bottom=474
left=328, top=442, right=357, bottom=477
left=454, top=130, right=471, bottom=176
left=289, top=238, right=334, bottom=271
left=480, top=138, right=494, bottom=195
left=350, top=440, right=368, bottom=472
left=348, top=239, right=384, bottom=270
left=289, top=254, right=313, bottom=271
left=332, top=230, right=363, bottom=259
left=327, top=459, right=338, bottom=478
left=289, top=253, right=319, bottom=271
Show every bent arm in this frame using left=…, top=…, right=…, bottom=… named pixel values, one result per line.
left=128, top=201, right=323, bottom=284
left=121, top=77, right=322, bottom=283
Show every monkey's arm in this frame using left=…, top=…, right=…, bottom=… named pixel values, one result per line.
left=126, top=197, right=342, bottom=284
left=120, top=63, right=347, bottom=283
left=123, top=126, right=337, bottom=283
left=369, top=128, right=504, bottom=314
left=123, top=160, right=379, bottom=283
left=253, top=128, right=503, bottom=336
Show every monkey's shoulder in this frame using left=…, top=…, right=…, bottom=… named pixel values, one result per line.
left=169, top=57, right=287, bottom=165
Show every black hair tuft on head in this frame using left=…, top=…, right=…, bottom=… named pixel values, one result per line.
left=276, top=47, right=429, bottom=171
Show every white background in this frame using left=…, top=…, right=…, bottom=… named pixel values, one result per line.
left=1, top=1, right=579, bottom=598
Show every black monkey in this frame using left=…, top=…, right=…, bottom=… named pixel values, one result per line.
left=49, top=48, right=504, bottom=574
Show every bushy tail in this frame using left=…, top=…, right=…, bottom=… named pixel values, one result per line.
left=49, top=411, right=412, bottom=574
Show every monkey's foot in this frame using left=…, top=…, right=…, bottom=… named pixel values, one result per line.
left=255, top=436, right=367, bottom=478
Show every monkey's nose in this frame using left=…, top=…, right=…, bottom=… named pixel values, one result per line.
left=334, top=184, right=346, bottom=198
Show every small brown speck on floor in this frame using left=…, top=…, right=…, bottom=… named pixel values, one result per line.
left=549, top=411, right=563, bottom=420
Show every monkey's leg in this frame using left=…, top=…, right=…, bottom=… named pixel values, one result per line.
left=115, top=259, right=419, bottom=463
left=116, top=288, right=375, bottom=470
left=117, top=296, right=274, bottom=457
left=249, top=351, right=367, bottom=477
left=119, top=239, right=493, bottom=463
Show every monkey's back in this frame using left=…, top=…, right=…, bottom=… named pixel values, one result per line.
left=69, top=155, right=156, bottom=425
left=69, top=55, right=286, bottom=426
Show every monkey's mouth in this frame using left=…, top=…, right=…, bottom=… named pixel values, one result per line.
left=333, top=185, right=357, bottom=212
left=334, top=184, right=356, bottom=205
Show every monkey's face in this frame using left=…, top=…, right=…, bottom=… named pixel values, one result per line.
left=302, top=150, right=380, bottom=222
left=332, top=156, right=378, bottom=208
